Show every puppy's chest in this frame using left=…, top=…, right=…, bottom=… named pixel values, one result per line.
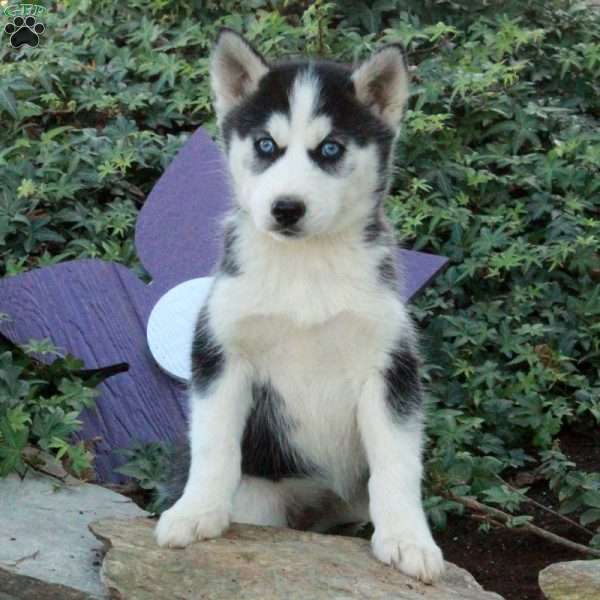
left=238, top=312, right=375, bottom=487
left=238, top=310, right=376, bottom=385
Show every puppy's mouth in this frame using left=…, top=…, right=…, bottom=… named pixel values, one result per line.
left=269, top=225, right=303, bottom=239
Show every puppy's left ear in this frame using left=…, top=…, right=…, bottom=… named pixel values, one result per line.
left=352, top=45, right=409, bottom=131
left=210, top=29, right=269, bottom=124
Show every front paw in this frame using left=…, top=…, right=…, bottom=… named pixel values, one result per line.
left=155, top=501, right=230, bottom=548
left=372, top=532, right=445, bottom=584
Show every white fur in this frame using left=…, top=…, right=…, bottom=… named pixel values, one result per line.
left=358, top=379, right=444, bottom=582
left=155, top=359, right=252, bottom=546
left=232, top=476, right=288, bottom=527
left=229, top=74, right=381, bottom=239
left=156, top=34, right=444, bottom=584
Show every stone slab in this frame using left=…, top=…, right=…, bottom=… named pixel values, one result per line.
left=0, top=472, right=147, bottom=598
left=539, top=559, right=600, bottom=600
left=0, top=567, right=95, bottom=600
left=90, top=518, right=504, bottom=600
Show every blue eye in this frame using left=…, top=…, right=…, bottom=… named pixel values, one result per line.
left=256, top=137, right=277, bottom=156
left=320, top=141, right=343, bottom=159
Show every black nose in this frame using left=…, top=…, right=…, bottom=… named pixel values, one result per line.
left=271, top=197, right=306, bottom=228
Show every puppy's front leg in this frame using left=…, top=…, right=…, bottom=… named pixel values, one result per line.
left=358, top=354, right=444, bottom=583
left=155, top=356, right=252, bottom=548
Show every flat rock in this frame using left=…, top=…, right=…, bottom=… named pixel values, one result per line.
left=90, top=518, right=504, bottom=599
left=0, top=566, right=95, bottom=600
left=0, top=472, right=147, bottom=599
left=539, top=559, right=600, bottom=600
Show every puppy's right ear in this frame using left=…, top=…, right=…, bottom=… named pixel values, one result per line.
left=352, top=45, right=409, bottom=131
left=210, top=29, right=269, bottom=124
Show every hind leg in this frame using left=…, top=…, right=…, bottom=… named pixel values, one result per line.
left=232, top=476, right=288, bottom=527
left=279, top=478, right=370, bottom=533
left=232, top=476, right=369, bottom=531
left=308, top=487, right=370, bottom=533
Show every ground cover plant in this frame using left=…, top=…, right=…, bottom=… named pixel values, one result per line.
left=1, top=1, right=599, bottom=598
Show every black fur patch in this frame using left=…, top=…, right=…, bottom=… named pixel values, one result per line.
left=378, top=253, right=397, bottom=289
left=313, top=61, right=394, bottom=151
left=383, top=341, right=422, bottom=418
left=221, top=65, right=295, bottom=148
left=156, top=381, right=313, bottom=510
left=241, top=380, right=313, bottom=480
left=190, top=306, right=225, bottom=393
left=219, top=219, right=241, bottom=276
left=364, top=211, right=383, bottom=243
left=364, top=209, right=395, bottom=245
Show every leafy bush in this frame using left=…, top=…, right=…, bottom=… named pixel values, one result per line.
left=1, top=0, right=599, bottom=547
left=115, top=441, right=171, bottom=512
left=0, top=325, right=104, bottom=477
left=369, top=0, right=600, bottom=545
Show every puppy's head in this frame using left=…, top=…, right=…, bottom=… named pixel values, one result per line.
left=210, top=29, right=409, bottom=239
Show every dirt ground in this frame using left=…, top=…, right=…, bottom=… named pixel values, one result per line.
left=436, top=507, right=587, bottom=600
left=437, top=424, right=600, bottom=600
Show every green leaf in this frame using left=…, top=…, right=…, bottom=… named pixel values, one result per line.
left=0, top=85, right=17, bottom=119
left=580, top=509, right=600, bottom=527
left=582, top=491, right=600, bottom=510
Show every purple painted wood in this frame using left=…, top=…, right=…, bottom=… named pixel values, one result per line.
left=0, top=260, right=187, bottom=481
left=0, top=127, right=448, bottom=482
left=397, top=249, right=447, bottom=301
left=135, top=128, right=229, bottom=298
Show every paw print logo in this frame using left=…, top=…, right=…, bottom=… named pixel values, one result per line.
left=4, top=15, right=45, bottom=48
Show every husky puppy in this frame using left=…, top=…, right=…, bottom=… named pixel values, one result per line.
left=155, top=29, right=445, bottom=583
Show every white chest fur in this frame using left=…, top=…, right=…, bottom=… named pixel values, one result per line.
left=208, top=222, right=411, bottom=497
left=242, top=310, right=376, bottom=496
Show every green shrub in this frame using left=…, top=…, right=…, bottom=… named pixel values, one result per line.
left=1, top=0, right=598, bottom=546
left=366, top=0, right=600, bottom=544
left=0, top=325, right=107, bottom=477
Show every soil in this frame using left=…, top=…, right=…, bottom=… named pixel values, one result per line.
left=436, top=503, right=587, bottom=600
left=437, top=422, right=600, bottom=600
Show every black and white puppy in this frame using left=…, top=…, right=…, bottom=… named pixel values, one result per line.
left=155, top=29, right=445, bottom=583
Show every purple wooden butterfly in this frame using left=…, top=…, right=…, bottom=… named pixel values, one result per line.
left=0, top=128, right=447, bottom=482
